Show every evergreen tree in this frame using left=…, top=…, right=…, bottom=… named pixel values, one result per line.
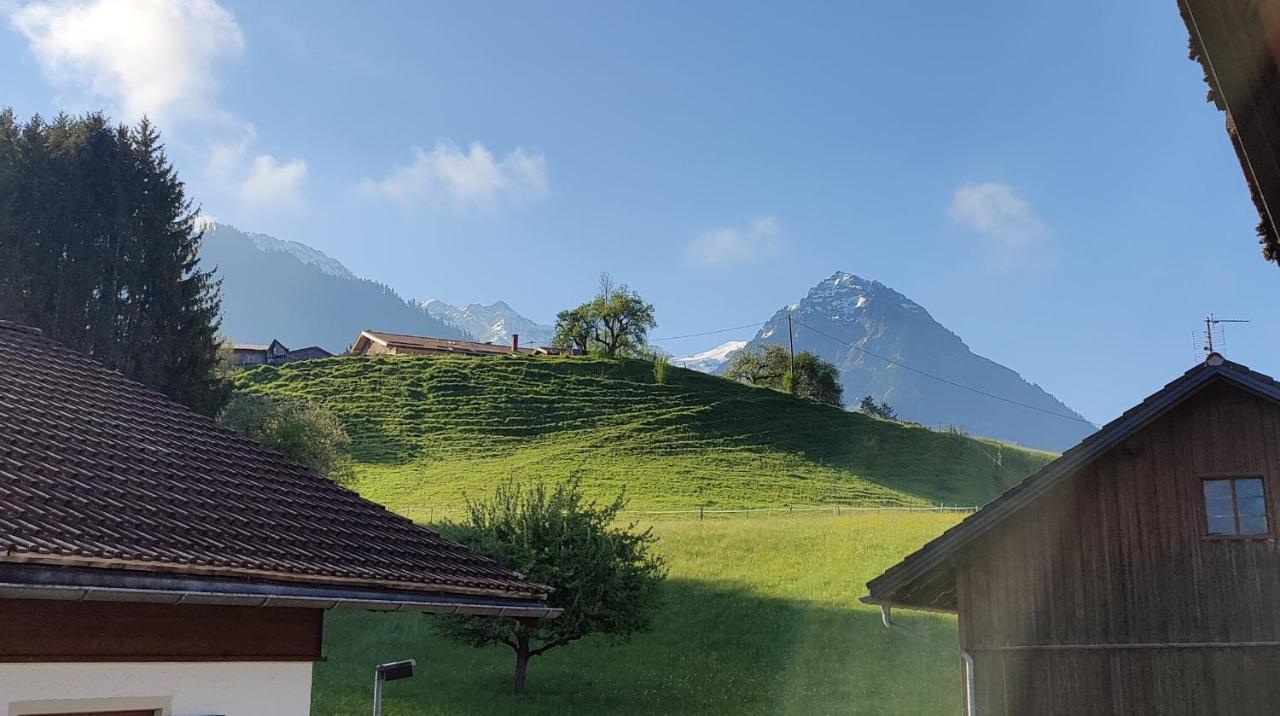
left=0, top=110, right=228, bottom=415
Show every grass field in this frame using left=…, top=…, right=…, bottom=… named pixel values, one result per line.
left=237, top=354, right=1053, bottom=518
left=237, top=353, right=1055, bottom=713
left=313, top=511, right=966, bottom=715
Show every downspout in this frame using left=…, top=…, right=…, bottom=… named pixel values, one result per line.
left=879, top=604, right=977, bottom=716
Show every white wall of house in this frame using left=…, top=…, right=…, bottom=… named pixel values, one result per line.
left=0, top=661, right=313, bottom=716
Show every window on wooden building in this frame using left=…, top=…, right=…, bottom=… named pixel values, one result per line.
left=1203, top=477, right=1268, bottom=536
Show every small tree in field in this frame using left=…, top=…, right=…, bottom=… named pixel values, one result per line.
left=653, top=351, right=671, bottom=385
left=432, top=479, right=666, bottom=693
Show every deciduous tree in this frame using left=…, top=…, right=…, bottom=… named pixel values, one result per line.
left=433, top=478, right=666, bottom=693
left=218, top=392, right=354, bottom=482
left=552, top=273, right=657, bottom=358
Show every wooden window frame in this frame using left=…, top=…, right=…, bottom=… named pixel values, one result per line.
left=1201, top=475, right=1272, bottom=540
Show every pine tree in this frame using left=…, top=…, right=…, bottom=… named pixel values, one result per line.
left=0, top=110, right=229, bottom=416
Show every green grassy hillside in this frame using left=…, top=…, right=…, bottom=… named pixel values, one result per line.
left=313, top=512, right=966, bottom=715
left=237, top=354, right=1053, bottom=517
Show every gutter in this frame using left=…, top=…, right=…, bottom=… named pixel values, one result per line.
left=0, top=564, right=561, bottom=619
left=878, top=605, right=976, bottom=716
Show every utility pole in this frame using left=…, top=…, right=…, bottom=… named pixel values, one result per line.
left=786, top=313, right=796, bottom=394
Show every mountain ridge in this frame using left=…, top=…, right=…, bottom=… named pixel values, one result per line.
left=421, top=299, right=555, bottom=346
left=736, top=271, right=1092, bottom=451
left=199, top=222, right=465, bottom=352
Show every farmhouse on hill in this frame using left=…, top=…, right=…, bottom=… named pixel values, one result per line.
left=232, top=338, right=332, bottom=367
left=349, top=329, right=564, bottom=357
left=0, top=321, right=557, bottom=716
left=866, top=353, right=1280, bottom=714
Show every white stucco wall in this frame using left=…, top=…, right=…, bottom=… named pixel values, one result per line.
left=0, top=661, right=312, bottom=716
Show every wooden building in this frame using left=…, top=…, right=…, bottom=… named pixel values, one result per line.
left=1179, top=0, right=1280, bottom=263
left=865, top=353, right=1280, bottom=714
left=232, top=338, right=332, bottom=367
left=0, top=321, right=557, bottom=715
left=349, top=329, right=563, bottom=357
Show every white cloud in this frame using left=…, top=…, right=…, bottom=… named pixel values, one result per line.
left=207, top=138, right=307, bottom=210
left=359, top=141, right=549, bottom=209
left=686, top=216, right=783, bottom=267
left=947, top=182, right=1053, bottom=268
left=8, top=0, right=243, bottom=124
left=8, top=0, right=308, bottom=212
left=239, top=154, right=307, bottom=208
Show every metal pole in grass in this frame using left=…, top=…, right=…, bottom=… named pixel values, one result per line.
left=373, top=659, right=415, bottom=716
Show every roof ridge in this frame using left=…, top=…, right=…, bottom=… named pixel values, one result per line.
left=0, top=320, right=45, bottom=336
left=864, top=355, right=1280, bottom=610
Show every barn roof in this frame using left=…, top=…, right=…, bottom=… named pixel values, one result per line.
left=1178, top=0, right=1280, bottom=263
left=0, top=321, right=555, bottom=615
left=864, top=352, right=1280, bottom=612
left=353, top=329, right=543, bottom=356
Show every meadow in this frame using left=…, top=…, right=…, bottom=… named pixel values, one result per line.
left=237, top=354, right=1053, bottom=518
left=235, top=353, right=1057, bottom=714
left=313, top=511, right=966, bottom=715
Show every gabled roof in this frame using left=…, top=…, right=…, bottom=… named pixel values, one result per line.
left=864, top=353, right=1280, bottom=612
left=0, top=322, right=554, bottom=614
left=353, top=329, right=543, bottom=356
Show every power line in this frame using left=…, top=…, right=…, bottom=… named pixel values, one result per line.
left=791, top=317, right=1094, bottom=426
left=650, top=322, right=766, bottom=342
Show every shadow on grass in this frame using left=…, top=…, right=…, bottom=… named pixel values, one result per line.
left=311, top=578, right=961, bottom=715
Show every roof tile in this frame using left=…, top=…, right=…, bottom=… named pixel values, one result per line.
left=0, top=323, right=549, bottom=600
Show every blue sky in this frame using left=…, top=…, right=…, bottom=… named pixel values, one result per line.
left=2, top=0, right=1275, bottom=425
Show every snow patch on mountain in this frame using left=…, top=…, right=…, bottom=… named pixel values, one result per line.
left=422, top=299, right=555, bottom=346
left=204, top=221, right=356, bottom=281
left=742, top=271, right=1093, bottom=451
left=674, top=340, right=747, bottom=373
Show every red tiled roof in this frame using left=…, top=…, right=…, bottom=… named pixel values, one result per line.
left=0, top=322, right=549, bottom=601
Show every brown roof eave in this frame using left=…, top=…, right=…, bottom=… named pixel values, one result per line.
left=865, top=356, right=1280, bottom=610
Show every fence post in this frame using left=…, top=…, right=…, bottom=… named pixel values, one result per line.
left=788, top=505, right=793, bottom=516
left=699, top=506, right=704, bottom=521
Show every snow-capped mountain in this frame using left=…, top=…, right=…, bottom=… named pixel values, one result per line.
left=421, top=299, right=555, bottom=346
left=736, top=271, right=1093, bottom=451
left=199, top=222, right=464, bottom=351
left=243, top=231, right=356, bottom=281
left=675, top=340, right=747, bottom=373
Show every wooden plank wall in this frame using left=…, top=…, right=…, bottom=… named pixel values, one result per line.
left=0, top=599, right=324, bottom=662
left=957, top=380, right=1280, bottom=713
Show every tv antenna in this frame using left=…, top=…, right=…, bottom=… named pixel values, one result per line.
left=1201, top=314, right=1249, bottom=355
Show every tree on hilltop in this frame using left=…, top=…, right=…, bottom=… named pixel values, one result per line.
left=859, top=395, right=897, bottom=420
left=552, top=273, right=656, bottom=357
left=726, top=345, right=844, bottom=408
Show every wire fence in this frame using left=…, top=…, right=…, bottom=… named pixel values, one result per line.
left=623, top=504, right=979, bottom=520
left=417, top=503, right=978, bottom=522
